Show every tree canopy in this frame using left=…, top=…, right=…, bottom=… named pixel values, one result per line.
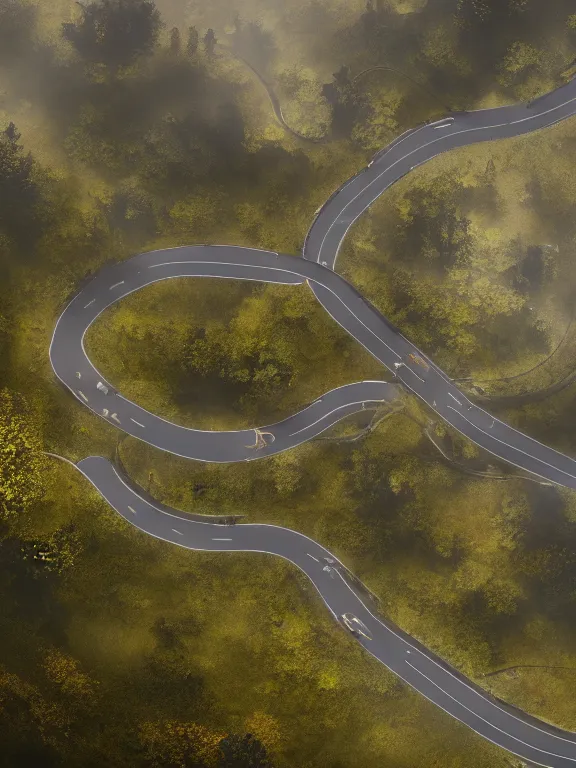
left=62, top=0, right=162, bottom=70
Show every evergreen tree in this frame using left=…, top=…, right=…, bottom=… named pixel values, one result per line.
left=186, top=25, right=199, bottom=56
left=62, top=0, right=162, bottom=70
left=203, top=28, right=217, bottom=57
left=169, top=26, right=181, bottom=55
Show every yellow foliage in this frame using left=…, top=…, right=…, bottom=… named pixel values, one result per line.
left=0, top=388, right=47, bottom=522
left=244, top=710, right=283, bottom=750
left=43, top=649, right=98, bottom=703
left=140, top=720, right=224, bottom=767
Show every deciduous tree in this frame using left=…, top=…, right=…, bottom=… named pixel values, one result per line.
left=0, top=389, right=46, bottom=524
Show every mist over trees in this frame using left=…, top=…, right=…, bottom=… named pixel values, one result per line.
left=0, top=0, right=576, bottom=765
left=62, top=0, right=163, bottom=70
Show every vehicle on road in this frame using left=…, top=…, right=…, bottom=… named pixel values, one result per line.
left=407, top=353, right=429, bottom=371
left=341, top=613, right=372, bottom=640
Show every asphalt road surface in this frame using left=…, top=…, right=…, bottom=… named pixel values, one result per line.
left=50, top=76, right=576, bottom=765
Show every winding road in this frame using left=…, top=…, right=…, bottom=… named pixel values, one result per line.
left=50, top=75, right=576, bottom=765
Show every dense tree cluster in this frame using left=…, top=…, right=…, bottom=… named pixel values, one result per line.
left=0, top=389, right=47, bottom=524
left=1, top=0, right=576, bottom=765
left=62, top=0, right=162, bottom=70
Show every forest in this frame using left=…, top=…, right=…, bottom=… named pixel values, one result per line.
left=2, top=0, right=576, bottom=765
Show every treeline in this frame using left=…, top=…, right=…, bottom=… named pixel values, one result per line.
left=1, top=0, right=576, bottom=765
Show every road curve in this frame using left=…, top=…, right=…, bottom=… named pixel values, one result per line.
left=52, top=241, right=576, bottom=486
left=66, top=454, right=576, bottom=768
left=49, top=76, right=576, bottom=765
left=49, top=244, right=401, bottom=461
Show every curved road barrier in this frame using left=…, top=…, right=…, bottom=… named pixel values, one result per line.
left=49, top=77, right=576, bottom=765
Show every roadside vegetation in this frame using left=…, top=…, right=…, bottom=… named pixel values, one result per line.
left=2, top=0, right=576, bottom=764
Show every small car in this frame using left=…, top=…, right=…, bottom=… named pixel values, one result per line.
left=408, top=353, right=429, bottom=371
left=341, top=613, right=372, bottom=641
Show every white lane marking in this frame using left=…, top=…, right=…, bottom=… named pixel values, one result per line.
left=109, top=281, right=125, bottom=290
left=212, top=538, right=233, bottom=541
left=148, top=261, right=302, bottom=285
left=401, top=366, right=425, bottom=384
left=409, top=643, right=576, bottom=750
left=448, top=392, right=462, bottom=405
left=83, top=299, right=95, bottom=308
left=301, top=121, right=433, bottom=253
left=78, top=461, right=341, bottom=621
left=161, top=457, right=569, bottom=758
left=77, top=456, right=576, bottom=761
left=78, top=391, right=88, bottom=402
left=289, top=400, right=381, bottom=437
left=209, top=245, right=278, bottom=254
left=395, top=375, right=568, bottom=488
left=56, top=250, right=576, bottom=491
left=308, top=281, right=401, bottom=359
left=428, top=117, right=454, bottom=127
left=113, top=377, right=391, bottom=448
left=384, top=675, right=555, bottom=768
left=405, top=660, right=576, bottom=763
left=130, top=418, right=145, bottom=428
left=331, top=568, right=576, bottom=756
left=307, top=554, right=320, bottom=562
left=471, top=394, right=576, bottom=461
left=128, top=506, right=137, bottom=515
left=171, top=528, right=183, bottom=536
left=314, top=92, right=576, bottom=264
left=60, top=265, right=400, bottom=455
left=52, top=93, right=576, bottom=487
left=433, top=118, right=454, bottom=130
left=447, top=406, right=576, bottom=481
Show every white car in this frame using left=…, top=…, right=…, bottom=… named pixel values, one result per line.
left=341, top=613, right=372, bottom=640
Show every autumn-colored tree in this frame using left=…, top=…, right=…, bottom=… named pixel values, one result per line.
left=243, top=712, right=282, bottom=753
left=43, top=649, right=98, bottom=706
left=0, top=389, right=46, bottom=524
left=140, top=720, right=224, bottom=766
